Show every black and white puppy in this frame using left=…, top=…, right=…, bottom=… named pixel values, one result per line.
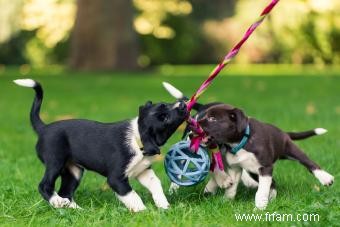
left=199, top=104, right=334, bottom=210
left=14, top=79, right=188, bottom=212
left=162, top=82, right=327, bottom=195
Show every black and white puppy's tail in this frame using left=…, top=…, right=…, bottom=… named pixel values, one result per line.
left=162, top=82, right=185, bottom=100
left=287, top=128, right=327, bottom=140
left=14, top=79, right=45, bottom=134
left=162, top=82, right=204, bottom=111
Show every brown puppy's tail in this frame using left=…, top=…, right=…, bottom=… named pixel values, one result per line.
left=287, top=128, right=327, bottom=140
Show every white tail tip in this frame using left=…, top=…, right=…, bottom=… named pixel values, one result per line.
left=162, top=82, right=183, bottom=99
left=13, top=79, right=36, bottom=88
left=314, top=128, right=327, bottom=135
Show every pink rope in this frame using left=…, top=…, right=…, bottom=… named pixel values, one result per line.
left=187, top=0, right=280, bottom=112
left=186, top=0, right=280, bottom=171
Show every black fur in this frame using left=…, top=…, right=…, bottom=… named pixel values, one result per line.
left=17, top=80, right=188, bottom=207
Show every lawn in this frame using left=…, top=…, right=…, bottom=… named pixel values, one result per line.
left=0, top=67, right=339, bottom=226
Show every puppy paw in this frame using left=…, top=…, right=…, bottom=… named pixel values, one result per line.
left=153, top=194, right=170, bottom=210
left=49, top=192, right=71, bottom=208
left=204, top=186, right=217, bottom=195
left=313, top=169, right=334, bottom=186
left=269, top=189, right=277, bottom=201
left=168, top=182, right=180, bottom=195
left=68, top=199, right=82, bottom=209
left=224, top=189, right=237, bottom=200
left=116, top=191, right=147, bottom=212
left=204, top=178, right=218, bottom=195
left=255, top=193, right=268, bottom=210
left=214, top=170, right=233, bottom=189
left=155, top=199, right=170, bottom=210
left=131, top=204, right=147, bottom=212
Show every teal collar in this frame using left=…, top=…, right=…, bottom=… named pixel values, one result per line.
left=230, top=125, right=250, bottom=154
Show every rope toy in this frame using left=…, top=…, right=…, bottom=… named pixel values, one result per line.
left=164, top=0, right=280, bottom=186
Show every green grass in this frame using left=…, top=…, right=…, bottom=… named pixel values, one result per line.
left=0, top=68, right=339, bottom=226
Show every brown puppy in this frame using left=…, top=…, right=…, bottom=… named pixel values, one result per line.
left=199, top=104, right=334, bottom=210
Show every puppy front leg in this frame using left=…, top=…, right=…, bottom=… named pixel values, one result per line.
left=108, top=175, right=146, bottom=212
left=255, top=166, right=273, bottom=210
left=212, top=169, right=233, bottom=189
left=224, top=167, right=242, bottom=200
left=204, top=177, right=218, bottom=195
left=137, top=169, right=170, bottom=209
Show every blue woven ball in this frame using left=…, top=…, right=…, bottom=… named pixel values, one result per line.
left=164, top=140, right=210, bottom=186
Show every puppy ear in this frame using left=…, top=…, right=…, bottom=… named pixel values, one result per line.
left=144, top=101, right=153, bottom=107
left=139, top=101, right=153, bottom=115
left=233, top=108, right=248, bottom=134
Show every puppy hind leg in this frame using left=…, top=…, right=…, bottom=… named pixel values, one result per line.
left=58, top=165, right=84, bottom=209
left=108, top=175, right=146, bottom=212
left=39, top=166, right=70, bottom=208
left=286, top=142, right=334, bottom=186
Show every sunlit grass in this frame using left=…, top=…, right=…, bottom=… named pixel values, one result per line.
left=0, top=68, right=339, bottom=226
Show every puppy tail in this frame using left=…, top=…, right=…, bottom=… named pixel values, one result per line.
left=162, top=82, right=204, bottom=110
left=14, top=79, right=45, bottom=134
left=162, top=82, right=184, bottom=99
left=287, top=128, right=327, bottom=140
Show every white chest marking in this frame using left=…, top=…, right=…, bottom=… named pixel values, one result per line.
left=226, top=149, right=261, bottom=174
left=125, top=117, right=155, bottom=178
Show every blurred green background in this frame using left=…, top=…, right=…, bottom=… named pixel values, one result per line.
left=0, top=0, right=339, bottom=71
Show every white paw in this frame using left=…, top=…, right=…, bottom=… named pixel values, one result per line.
left=169, top=182, right=180, bottom=195
left=224, top=188, right=237, bottom=200
left=68, top=199, right=82, bottom=209
left=154, top=197, right=170, bottom=210
left=49, top=192, right=71, bottom=208
left=269, top=188, right=277, bottom=201
left=131, top=203, right=147, bottom=212
left=214, top=170, right=233, bottom=189
left=204, top=186, right=217, bottom=195
left=313, top=169, right=334, bottom=186
left=116, top=191, right=146, bottom=212
left=204, top=178, right=218, bottom=195
left=255, top=193, right=268, bottom=210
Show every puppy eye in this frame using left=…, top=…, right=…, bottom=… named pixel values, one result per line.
left=229, top=113, right=236, bottom=122
left=207, top=116, right=217, bottom=122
